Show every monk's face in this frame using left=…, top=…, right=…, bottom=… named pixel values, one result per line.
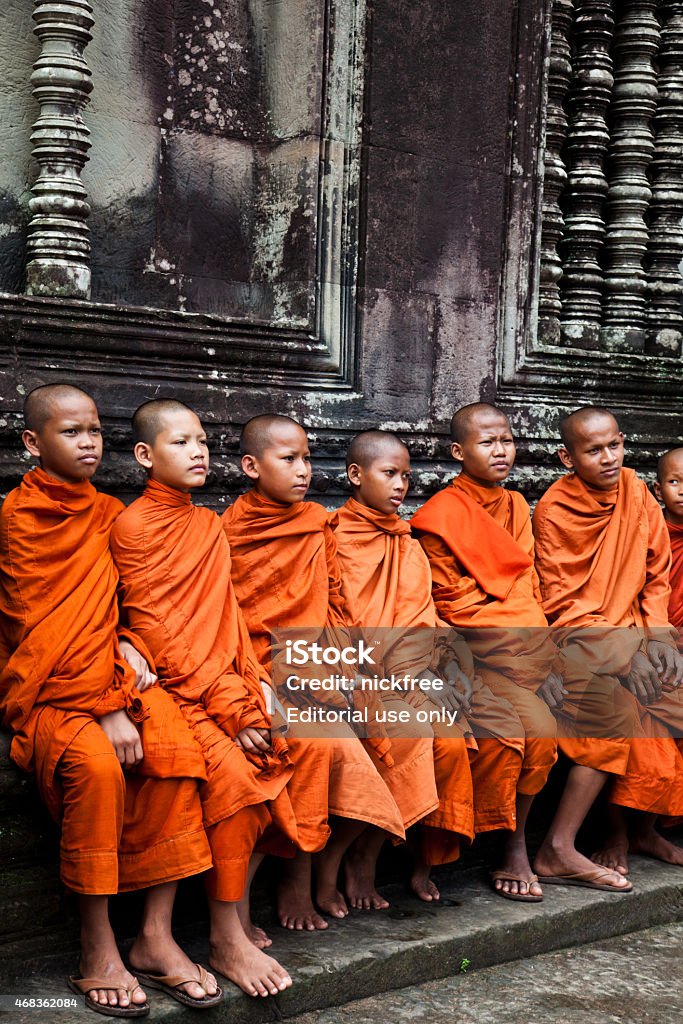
left=22, top=393, right=102, bottom=483
left=451, top=410, right=515, bottom=487
left=242, top=422, right=312, bottom=504
left=348, top=443, right=411, bottom=515
left=655, top=451, right=683, bottom=525
left=559, top=414, right=624, bottom=490
left=135, top=409, right=209, bottom=491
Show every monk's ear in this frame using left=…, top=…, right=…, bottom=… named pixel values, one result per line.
left=134, top=441, right=154, bottom=470
left=347, top=462, right=362, bottom=488
left=450, top=442, right=464, bottom=464
left=241, top=453, right=260, bottom=481
left=558, top=445, right=574, bottom=470
left=653, top=480, right=663, bottom=502
left=22, top=429, right=41, bottom=459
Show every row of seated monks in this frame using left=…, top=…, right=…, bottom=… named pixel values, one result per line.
left=1, top=383, right=682, bottom=1017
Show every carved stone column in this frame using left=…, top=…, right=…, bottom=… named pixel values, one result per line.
left=25, top=0, right=94, bottom=299
left=559, top=0, right=614, bottom=348
left=600, top=0, right=660, bottom=352
left=645, top=0, right=683, bottom=357
left=538, top=0, right=573, bottom=346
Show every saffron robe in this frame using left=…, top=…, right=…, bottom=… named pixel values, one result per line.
left=0, top=468, right=210, bottom=895
left=331, top=497, right=475, bottom=863
left=110, top=479, right=308, bottom=901
left=222, top=490, right=405, bottom=840
left=412, top=474, right=558, bottom=832
left=534, top=468, right=683, bottom=814
left=667, top=520, right=683, bottom=633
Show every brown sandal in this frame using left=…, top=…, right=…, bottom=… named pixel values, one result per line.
left=490, top=870, right=544, bottom=903
left=67, top=976, right=149, bottom=1018
left=133, top=963, right=223, bottom=1009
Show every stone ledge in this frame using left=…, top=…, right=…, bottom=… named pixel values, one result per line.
left=3, top=852, right=682, bottom=1024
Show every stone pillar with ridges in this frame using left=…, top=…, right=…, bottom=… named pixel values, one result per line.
left=559, top=0, right=614, bottom=349
left=25, top=0, right=94, bottom=299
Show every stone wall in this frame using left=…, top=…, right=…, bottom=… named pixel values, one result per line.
left=0, top=0, right=680, bottom=510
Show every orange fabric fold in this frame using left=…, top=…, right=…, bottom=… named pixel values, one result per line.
left=222, top=491, right=405, bottom=839
left=534, top=469, right=683, bottom=810
left=0, top=468, right=210, bottom=895
left=110, top=480, right=302, bottom=865
left=412, top=476, right=558, bottom=830
left=331, top=497, right=475, bottom=857
left=667, top=520, right=683, bottom=632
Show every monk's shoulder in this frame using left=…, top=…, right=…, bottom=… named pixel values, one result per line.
left=109, top=494, right=146, bottom=544
left=94, top=490, right=125, bottom=526
left=507, top=487, right=532, bottom=516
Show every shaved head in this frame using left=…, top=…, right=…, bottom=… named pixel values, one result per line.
left=450, top=403, right=509, bottom=445
left=132, top=399, right=196, bottom=446
left=657, top=447, right=683, bottom=482
left=24, top=383, right=96, bottom=432
left=240, top=414, right=305, bottom=456
left=559, top=406, right=620, bottom=452
left=346, top=430, right=408, bottom=469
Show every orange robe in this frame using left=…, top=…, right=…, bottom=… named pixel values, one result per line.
left=0, top=468, right=211, bottom=895
left=330, top=497, right=475, bottom=864
left=533, top=468, right=683, bottom=814
left=667, top=520, right=683, bottom=632
left=110, top=479, right=312, bottom=902
left=222, top=490, right=405, bottom=840
left=411, top=475, right=558, bottom=833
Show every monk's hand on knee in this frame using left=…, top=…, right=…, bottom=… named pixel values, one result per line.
left=99, top=709, right=144, bottom=767
left=647, top=640, right=683, bottom=689
left=236, top=727, right=272, bottom=753
left=119, top=639, right=158, bottom=692
left=538, top=671, right=567, bottom=710
left=625, top=652, right=662, bottom=706
left=442, top=660, right=473, bottom=713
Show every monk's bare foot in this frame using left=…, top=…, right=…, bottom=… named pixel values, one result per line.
left=236, top=900, right=272, bottom=948
left=316, top=879, right=349, bottom=919
left=410, top=862, right=440, bottom=903
left=277, top=855, right=328, bottom=931
left=209, top=940, right=292, bottom=998
left=535, top=839, right=630, bottom=891
left=344, top=844, right=389, bottom=910
left=630, top=823, right=683, bottom=866
left=591, top=838, right=630, bottom=876
left=129, top=931, right=219, bottom=1001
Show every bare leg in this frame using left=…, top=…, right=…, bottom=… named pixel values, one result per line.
left=236, top=853, right=272, bottom=948
left=315, top=816, right=367, bottom=918
left=534, top=765, right=630, bottom=889
left=129, top=881, right=219, bottom=1000
left=343, top=826, right=390, bottom=909
left=76, top=895, right=148, bottom=1011
left=630, top=812, right=683, bottom=865
left=591, top=803, right=630, bottom=875
left=494, top=792, right=542, bottom=898
left=208, top=899, right=292, bottom=998
left=277, top=853, right=328, bottom=931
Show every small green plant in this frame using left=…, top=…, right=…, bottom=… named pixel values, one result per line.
left=459, top=958, right=471, bottom=973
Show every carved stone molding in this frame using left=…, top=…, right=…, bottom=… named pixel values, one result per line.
left=600, top=0, right=660, bottom=351
left=538, top=0, right=573, bottom=345
left=645, top=0, right=683, bottom=357
left=559, top=0, right=614, bottom=347
left=25, top=0, right=94, bottom=300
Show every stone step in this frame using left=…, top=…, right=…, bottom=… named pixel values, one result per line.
left=2, top=853, right=683, bottom=1024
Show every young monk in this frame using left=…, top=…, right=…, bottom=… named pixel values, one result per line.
left=0, top=384, right=220, bottom=1017
left=110, top=399, right=306, bottom=998
left=655, top=447, right=683, bottom=633
left=533, top=406, right=683, bottom=882
left=411, top=403, right=561, bottom=901
left=330, top=430, right=475, bottom=905
left=222, top=415, right=405, bottom=927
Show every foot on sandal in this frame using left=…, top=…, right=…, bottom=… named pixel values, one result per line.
left=490, top=870, right=543, bottom=903
left=67, top=976, right=149, bottom=1018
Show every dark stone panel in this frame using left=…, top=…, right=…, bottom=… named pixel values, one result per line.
left=362, top=146, right=418, bottom=293
left=0, top=193, right=28, bottom=296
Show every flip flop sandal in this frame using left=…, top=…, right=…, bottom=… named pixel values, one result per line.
left=490, top=870, right=544, bottom=902
left=67, top=977, right=149, bottom=1018
left=133, top=963, right=223, bottom=1009
left=536, top=867, right=633, bottom=893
